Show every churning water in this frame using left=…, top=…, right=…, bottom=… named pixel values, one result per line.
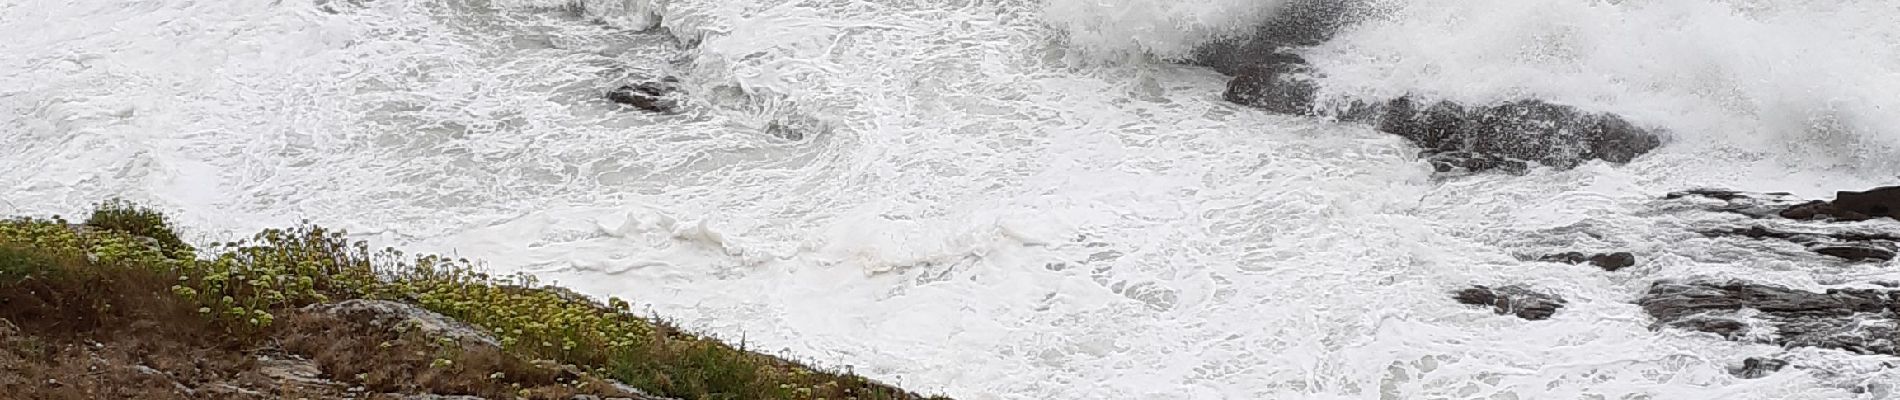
left=5, top=0, right=1900, bottom=398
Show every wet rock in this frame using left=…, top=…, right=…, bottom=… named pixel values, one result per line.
left=1640, top=281, right=1900, bottom=355
left=1541, top=251, right=1637, bottom=271
left=1222, top=54, right=1318, bottom=115
left=1665, top=315, right=1751, bottom=339
left=1705, top=225, right=1899, bottom=262
left=1757, top=186, right=1900, bottom=221
left=1203, top=44, right=1661, bottom=173
left=1640, top=281, right=1890, bottom=321
left=1731, top=357, right=1789, bottom=379
left=1813, top=244, right=1897, bottom=262
left=1832, top=186, right=1900, bottom=220
left=607, top=78, right=680, bottom=112
left=1454, top=285, right=1566, bottom=320
left=1780, top=200, right=1859, bottom=220
left=1378, top=97, right=1660, bottom=172
left=1664, top=189, right=1809, bottom=219
left=1664, top=189, right=1774, bottom=202
left=1187, top=0, right=1365, bottom=75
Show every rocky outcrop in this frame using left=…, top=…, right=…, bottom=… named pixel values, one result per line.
left=1703, top=226, right=1899, bottom=262
left=1454, top=285, right=1566, bottom=320
left=1204, top=50, right=1662, bottom=172
left=1378, top=97, right=1660, bottom=172
left=1186, top=0, right=1366, bottom=76
left=1664, top=189, right=1900, bottom=262
left=1782, top=186, right=1900, bottom=221
left=306, top=300, right=502, bottom=348
left=1673, top=187, right=1900, bottom=222
left=1540, top=251, right=1637, bottom=271
left=607, top=78, right=680, bottom=113
left=1640, top=281, right=1900, bottom=355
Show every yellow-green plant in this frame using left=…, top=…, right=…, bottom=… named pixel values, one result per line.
left=0, top=202, right=949, bottom=400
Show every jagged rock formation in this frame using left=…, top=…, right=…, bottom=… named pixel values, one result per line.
left=1667, top=189, right=1900, bottom=262
left=1640, top=280, right=1900, bottom=356
left=607, top=78, right=681, bottom=113
left=1185, top=0, right=1366, bottom=76
left=1196, top=36, right=1662, bottom=173
left=1454, top=285, right=1566, bottom=320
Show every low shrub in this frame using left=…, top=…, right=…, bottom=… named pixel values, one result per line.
left=0, top=201, right=947, bottom=400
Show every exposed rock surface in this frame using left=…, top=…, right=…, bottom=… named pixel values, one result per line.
left=1640, top=281, right=1900, bottom=355
left=1454, top=285, right=1566, bottom=320
left=1540, top=251, right=1637, bottom=271
left=1702, top=226, right=1899, bottom=262
left=1665, top=189, right=1900, bottom=262
left=1377, top=97, right=1661, bottom=172
left=1785, top=186, right=1900, bottom=221
left=1203, top=50, right=1662, bottom=172
left=607, top=78, right=680, bottom=113
left=305, top=299, right=502, bottom=348
left=1672, top=187, right=1900, bottom=222
left=1186, top=0, right=1366, bottom=76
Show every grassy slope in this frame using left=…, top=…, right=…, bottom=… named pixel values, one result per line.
left=0, top=200, right=947, bottom=400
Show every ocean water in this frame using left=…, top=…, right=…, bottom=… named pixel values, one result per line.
left=4, top=0, right=1900, bottom=398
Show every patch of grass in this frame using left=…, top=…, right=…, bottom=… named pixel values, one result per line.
left=84, top=199, right=193, bottom=258
left=0, top=202, right=950, bottom=400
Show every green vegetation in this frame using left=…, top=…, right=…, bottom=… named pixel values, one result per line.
left=0, top=200, right=947, bottom=400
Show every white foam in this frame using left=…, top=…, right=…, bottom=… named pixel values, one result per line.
left=3, top=0, right=1898, bottom=398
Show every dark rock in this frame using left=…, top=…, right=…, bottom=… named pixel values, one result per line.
left=1704, top=225, right=1899, bottom=262
left=607, top=78, right=680, bottom=112
left=1813, top=245, right=1897, bottom=262
left=1769, top=186, right=1900, bottom=221
left=1639, top=281, right=1889, bottom=322
left=1378, top=97, right=1660, bottom=172
left=1780, top=200, right=1847, bottom=220
left=1731, top=358, right=1789, bottom=379
left=1640, top=281, right=1900, bottom=355
left=1454, top=285, right=1566, bottom=320
left=1541, top=251, right=1637, bottom=271
left=1201, top=39, right=1662, bottom=173
left=1663, top=189, right=1780, bottom=201
left=1221, top=55, right=1318, bottom=114
left=1830, top=186, right=1900, bottom=220
left=1186, top=0, right=1366, bottom=76
left=1591, top=252, right=1638, bottom=271
left=1663, top=189, right=1808, bottom=219
left=1665, top=315, right=1750, bottom=339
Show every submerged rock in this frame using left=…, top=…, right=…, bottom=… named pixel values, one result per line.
left=607, top=78, right=680, bottom=112
left=1454, top=285, right=1566, bottom=320
left=1731, top=357, right=1790, bottom=379
left=1221, top=53, right=1318, bottom=115
left=1541, top=251, right=1637, bottom=271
